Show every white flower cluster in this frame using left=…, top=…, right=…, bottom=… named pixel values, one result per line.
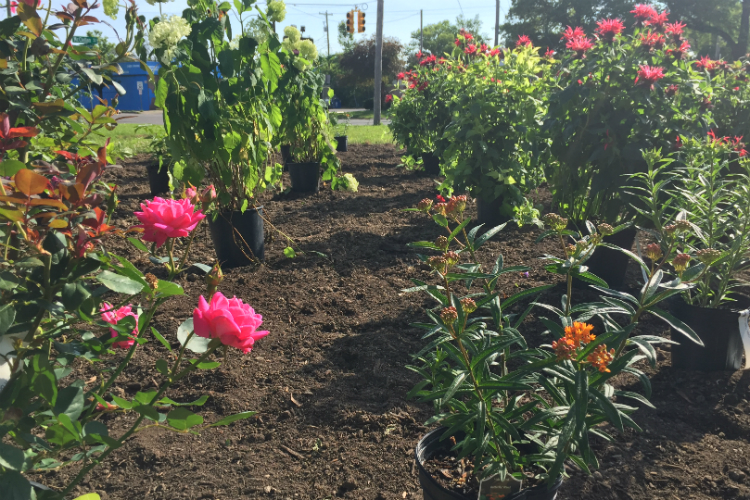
left=149, top=15, right=191, bottom=61
left=267, top=0, right=286, bottom=22
left=282, top=26, right=319, bottom=71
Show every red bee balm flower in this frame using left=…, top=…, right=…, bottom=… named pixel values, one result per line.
left=666, top=40, right=690, bottom=60
left=516, top=35, right=532, bottom=47
left=489, top=48, right=503, bottom=58
left=695, top=56, right=719, bottom=73
left=385, top=94, right=393, bottom=103
left=640, top=31, right=665, bottom=50
left=566, top=36, right=594, bottom=57
left=561, top=26, right=585, bottom=41
left=635, top=65, right=665, bottom=89
left=631, top=4, right=657, bottom=23
left=645, top=11, right=669, bottom=30
left=464, top=44, right=477, bottom=55
left=596, top=18, right=624, bottom=42
left=193, top=292, right=269, bottom=353
left=397, top=72, right=405, bottom=80
left=419, top=54, right=436, bottom=66
left=665, top=21, right=686, bottom=40
left=134, top=197, right=205, bottom=248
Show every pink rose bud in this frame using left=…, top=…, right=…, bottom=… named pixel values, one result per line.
left=100, top=302, right=139, bottom=349
left=184, top=185, right=199, bottom=204
left=205, top=262, right=223, bottom=297
left=200, top=185, right=217, bottom=210
left=193, top=292, right=269, bottom=353
left=134, top=197, right=206, bottom=248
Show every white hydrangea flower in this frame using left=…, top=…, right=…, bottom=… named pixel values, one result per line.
left=149, top=15, right=191, bottom=61
left=267, top=0, right=286, bottom=22
left=103, top=0, right=118, bottom=19
left=281, top=38, right=294, bottom=52
left=342, top=173, right=358, bottom=192
left=284, top=26, right=300, bottom=44
left=298, top=39, right=318, bottom=61
left=292, top=59, right=307, bottom=71
left=229, top=35, right=241, bottom=50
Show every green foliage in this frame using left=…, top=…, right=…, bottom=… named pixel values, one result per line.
left=404, top=199, right=669, bottom=485
left=544, top=21, right=711, bottom=223
left=502, top=0, right=636, bottom=49
left=629, top=141, right=750, bottom=308
left=407, top=15, right=487, bottom=61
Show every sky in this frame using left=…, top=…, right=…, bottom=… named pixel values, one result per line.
left=87, top=0, right=511, bottom=56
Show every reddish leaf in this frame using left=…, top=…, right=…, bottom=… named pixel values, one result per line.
left=15, top=169, right=48, bottom=196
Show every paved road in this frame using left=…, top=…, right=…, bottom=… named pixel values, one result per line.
left=115, top=109, right=389, bottom=126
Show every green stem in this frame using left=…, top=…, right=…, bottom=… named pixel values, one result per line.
left=61, top=338, right=222, bottom=497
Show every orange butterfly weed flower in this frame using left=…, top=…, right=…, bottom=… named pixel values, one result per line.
left=587, top=345, right=615, bottom=373
left=565, top=321, right=596, bottom=348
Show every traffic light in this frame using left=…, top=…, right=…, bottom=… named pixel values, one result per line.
left=346, top=10, right=354, bottom=34
left=357, top=10, right=365, bottom=33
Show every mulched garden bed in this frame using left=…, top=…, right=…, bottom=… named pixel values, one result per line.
left=40, top=144, right=750, bottom=500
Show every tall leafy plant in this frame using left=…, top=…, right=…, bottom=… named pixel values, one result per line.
left=150, top=0, right=285, bottom=212
left=544, top=8, right=711, bottom=223
left=0, top=0, right=145, bottom=161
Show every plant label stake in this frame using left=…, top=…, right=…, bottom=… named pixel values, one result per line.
left=477, top=474, right=522, bottom=500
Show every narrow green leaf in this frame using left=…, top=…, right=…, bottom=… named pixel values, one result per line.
left=209, top=411, right=257, bottom=427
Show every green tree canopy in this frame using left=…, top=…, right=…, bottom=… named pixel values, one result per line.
left=501, top=0, right=636, bottom=50
left=661, top=0, right=750, bottom=60
left=407, top=15, right=487, bottom=60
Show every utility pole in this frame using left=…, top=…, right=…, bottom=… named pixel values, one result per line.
left=494, top=0, right=500, bottom=46
left=420, top=10, right=423, bottom=53
left=373, top=0, right=384, bottom=125
left=319, top=10, right=331, bottom=70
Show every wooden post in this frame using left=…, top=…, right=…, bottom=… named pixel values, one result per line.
left=420, top=10, right=423, bottom=53
left=373, top=0, right=384, bottom=125
left=494, top=0, right=500, bottom=46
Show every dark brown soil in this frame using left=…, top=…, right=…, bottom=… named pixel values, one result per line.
left=36, top=144, right=750, bottom=500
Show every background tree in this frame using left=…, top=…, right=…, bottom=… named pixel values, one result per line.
left=86, top=29, right=117, bottom=62
left=332, top=35, right=404, bottom=107
left=406, top=14, right=487, bottom=60
left=501, top=0, right=636, bottom=50
left=337, top=20, right=355, bottom=52
left=661, top=0, right=749, bottom=60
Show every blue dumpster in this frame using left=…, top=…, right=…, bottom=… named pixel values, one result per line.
left=76, top=61, right=160, bottom=112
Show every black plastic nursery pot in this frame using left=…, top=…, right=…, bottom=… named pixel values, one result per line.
left=577, top=226, right=637, bottom=289
left=335, top=135, right=348, bottom=152
left=421, top=152, right=441, bottom=175
left=288, top=162, right=321, bottom=193
left=415, top=427, right=563, bottom=500
left=146, top=163, right=169, bottom=196
left=208, top=207, right=265, bottom=268
left=280, top=145, right=292, bottom=163
left=670, top=298, right=749, bottom=371
left=476, top=196, right=512, bottom=229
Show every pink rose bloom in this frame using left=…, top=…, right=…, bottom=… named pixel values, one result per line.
left=101, top=303, right=139, bottom=349
left=134, top=197, right=205, bottom=248
left=193, top=292, right=269, bottom=353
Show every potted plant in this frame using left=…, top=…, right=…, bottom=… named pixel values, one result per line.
left=333, top=112, right=350, bottom=152
left=437, top=36, right=549, bottom=228
left=278, top=26, right=339, bottom=193
left=146, top=134, right=171, bottom=195
left=629, top=141, right=750, bottom=370
left=404, top=187, right=703, bottom=498
left=388, top=52, right=453, bottom=176
left=544, top=9, right=711, bottom=287
left=149, top=3, right=287, bottom=267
